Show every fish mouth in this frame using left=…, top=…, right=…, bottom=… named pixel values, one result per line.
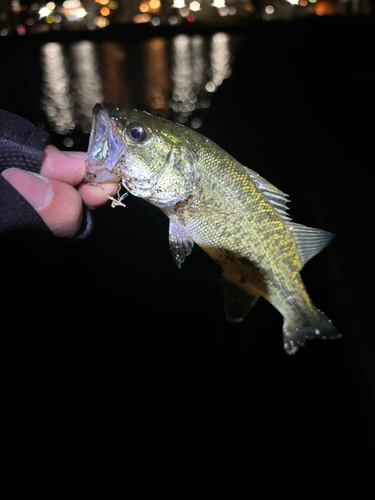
left=84, top=103, right=125, bottom=184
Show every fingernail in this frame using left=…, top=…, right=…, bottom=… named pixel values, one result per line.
left=105, top=183, right=120, bottom=197
left=1, top=168, right=53, bottom=211
left=61, top=151, right=87, bottom=159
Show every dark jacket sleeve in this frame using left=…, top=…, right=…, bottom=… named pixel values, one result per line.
left=0, top=109, right=92, bottom=238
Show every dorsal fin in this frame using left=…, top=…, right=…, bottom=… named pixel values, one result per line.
left=242, top=165, right=334, bottom=268
left=288, top=223, right=335, bottom=268
left=243, top=166, right=291, bottom=222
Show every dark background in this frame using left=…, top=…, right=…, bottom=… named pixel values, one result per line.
left=1, top=15, right=374, bottom=497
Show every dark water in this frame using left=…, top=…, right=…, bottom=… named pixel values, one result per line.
left=1, top=27, right=244, bottom=148
left=1, top=16, right=374, bottom=496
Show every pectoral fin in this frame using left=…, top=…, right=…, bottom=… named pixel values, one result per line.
left=169, top=221, right=194, bottom=268
left=223, top=275, right=260, bottom=323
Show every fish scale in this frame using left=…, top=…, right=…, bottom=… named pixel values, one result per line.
left=85, top=104, right=341, bottom=355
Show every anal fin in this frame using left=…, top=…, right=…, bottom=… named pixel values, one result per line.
left=223, top=275, right=259, bottom=323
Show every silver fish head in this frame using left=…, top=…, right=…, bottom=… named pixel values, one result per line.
left=85, top=104, right=198, bottom=206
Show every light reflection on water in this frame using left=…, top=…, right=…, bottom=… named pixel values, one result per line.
left=69, top=41, right=105, bottom=133
left=41, top=40, right=104, bottom=134
left=171, top=34, right=208, bottom=126
left=39, top=33, right=241, bottom=141
left=40, top=42, right=74, bottom=134
left=210, top=32, right=232, bottom=89
left=141, top=37, right=170, bottom=117
left=98, top=41, right=131, bottom=110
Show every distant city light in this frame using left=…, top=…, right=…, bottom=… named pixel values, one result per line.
left=149, top=0, right=161, bottom=10
left=39, top=7, right=51, bottom=18
left=11, top=1, right=21, bottom=13
left=314, top=1, right=336, bottom=15
left=212, top=0, right=226, bottom=8
left=189, top=1, right=201, bottom=11
left=61, top=0, right=87, bottom=20
left=265, top=5, right=275, bottom=13
left=63, top=0, right=81, bottom=7
left=16, top=24, right=26, bottom=35
left=133, top=14, right=152, bottom=23
left=172, top=0, right=186, bottom=8
left=3, top=0, right=372, bottom=37
left=243, top=2, right=255, bottom=13
left=219, top=6, right=229, bottom=16
left=94, top=16, right=110, bottom=27
left=76, top=7, right=86, bottom=17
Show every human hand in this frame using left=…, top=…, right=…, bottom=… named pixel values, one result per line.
left=1, top=144, right=118, bottom=237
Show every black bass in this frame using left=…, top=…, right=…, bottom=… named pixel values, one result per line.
left=85, top=104, right=341, bottom=355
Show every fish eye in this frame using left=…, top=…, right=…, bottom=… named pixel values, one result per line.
left=127, top=122, right=148, bottom=143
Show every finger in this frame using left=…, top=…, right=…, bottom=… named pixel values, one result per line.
left=40, top=144, right=86, bottom=186
left=39, top=178, right=83, bottom=237
left=77, top=181, right=119, bottom=210
left=2, top=168, right=83, bottom=238
left=41, top=145, right=119, bottom=201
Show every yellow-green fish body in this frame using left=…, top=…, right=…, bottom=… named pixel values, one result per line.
left=85, top=104, right=341, bottom=354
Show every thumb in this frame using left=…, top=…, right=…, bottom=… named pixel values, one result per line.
left=1, top=168, right=83, bottom=237
left=1, top=168, right=53, bottom=211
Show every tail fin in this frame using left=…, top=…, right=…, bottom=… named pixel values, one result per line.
left=283, top=310, right=341, bottom=355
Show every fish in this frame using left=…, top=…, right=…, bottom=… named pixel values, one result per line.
left=85, top=103, right=341, bottom=355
